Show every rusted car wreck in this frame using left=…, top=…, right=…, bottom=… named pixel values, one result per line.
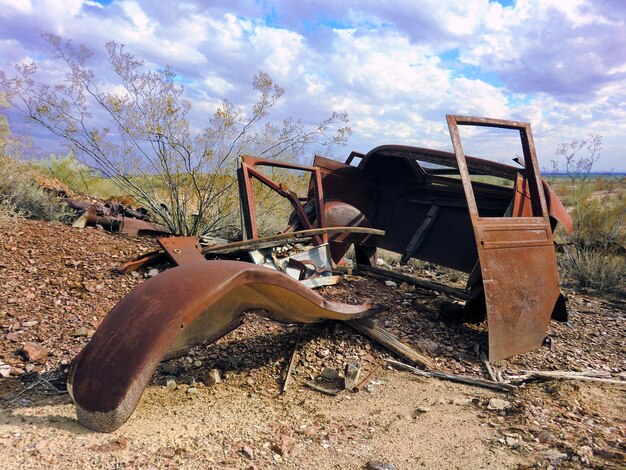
left=68, top=116, right=572, bottom=432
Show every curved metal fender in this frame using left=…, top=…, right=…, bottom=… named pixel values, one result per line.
left=68, top=260, right=382, bottom=432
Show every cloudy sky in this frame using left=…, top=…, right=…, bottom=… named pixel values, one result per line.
left=0, top=0, right=624, bottom=171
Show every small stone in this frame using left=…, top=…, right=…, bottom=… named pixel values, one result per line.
left=414, top=406, right=431, bottom=415
left=193, top=360, right=202, bottom=368
left=384, top=280, right=397, bottom=287
left=0, top=361, right=11, bottom=378
left=89, top=437, right=128, bottom=452
left=487, top=398, right=511, bottom=411
left=366, top=461, right=397, bottom=470
left=316, top=348, right=331, bottom=358
left=162, top=363, right=182, bottom=375
left=6, top=332, right=20, bottom=342
left=320, top=367, right=339, bottom=380
left=166, top=378, right=177, bottom=390
left=21, top=321, right=38, bottom=327
left=242, top=445, right=254, bottom=459
left=202, top=369, right=222, bottom=386
left=271, top=434, right=295, bottom=456
left=537, top=429, right=555, bottom=445
left=452, top=397, right=473, bottom=406
left=542, top=449, right=568, bottom=462
left=20, top=342, right=48, bottom=363
left=417, top=338, right=439, bottom=353
left=344, top=362, right=361, bottom=389
left=130, top=271, right=140, bottom=278
left=147, top=268, right=159, bottom=277
left=505, top=436, right=520, bottom=447
left=399, top=282, right=414, bottom=292
left=186, top=387, right=198, bottom=396
left=71, top=327, right=89, bottom=337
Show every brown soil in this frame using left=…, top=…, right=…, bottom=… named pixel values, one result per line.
left=0, top=218, right=624, bottom=469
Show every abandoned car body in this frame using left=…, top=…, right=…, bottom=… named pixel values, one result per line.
left=68, top=116, right=573, bottom=431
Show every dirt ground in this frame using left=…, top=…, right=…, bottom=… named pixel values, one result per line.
left=0, top=218, right=624, bottom=469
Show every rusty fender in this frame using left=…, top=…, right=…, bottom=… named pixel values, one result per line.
left=68, top=260, right=382, bottom=432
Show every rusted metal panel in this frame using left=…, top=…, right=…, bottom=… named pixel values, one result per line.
left=68, top=260, right=383, bottom=432
left=157, top=236, right=203, bottom=266
left=238, top=155, right=326, bottom=244
left=446, top=115, right=562, bottom=361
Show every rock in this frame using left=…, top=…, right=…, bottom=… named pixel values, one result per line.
left=399, top=282, right=415, bottom=292
left=320, top=367, right=339, bottom=380
left=202, top=368, right=221, bottom=386
left=242, top=445, right=254, bottom=459
left=414, top=406, right=431, bottom=415
left=162, top=363, right=182, bottom=376
left=71, top=327, right=89, bottom=337
left=416, top=338, right=439, bottom=353
left=487, top=398, right=511, bottom=411
left=316, top=348, right=331, bottom=358
left=146, top=268, right=159, bottom=277
left=193, top=360, right=202, bottom=368
left=505, top=435, right=521, bottom=448
left=366, top=461, right=397, bottom=470
left=344, top=362, right=361, bottom=389
left=0, top=361, right=11, bottom=378
left=452, top=397, right=476, bottom=406
left=165, top=378, right=177, bottom=390
left=542, top=449, right=568, bottom=463
left=271, top=434, right=295, bottom=456
left=20, top=342, right=48, bottom=363
left=537, top=429, right=555, bottom=445
left=384, top=280, right=397, bottom=287
left=214, top=357, right=234, bottom=370
left=89, top=437, right=128, bottom=452
left=6, top=332, right=20, bottom=342
left=186, top=387, right=198, bottom=396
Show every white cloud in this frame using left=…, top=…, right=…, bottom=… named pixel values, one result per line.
left=0, top=0, right=624, bottom=170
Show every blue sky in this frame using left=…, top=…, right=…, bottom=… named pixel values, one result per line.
left=0, top=0, right=624, bottom=171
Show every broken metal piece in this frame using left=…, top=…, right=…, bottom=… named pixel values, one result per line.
left=354, top=360, right=385, bottom=392
left=68, top=260, right=383, bottom=432
left=282, top=333, right=301, bottom=393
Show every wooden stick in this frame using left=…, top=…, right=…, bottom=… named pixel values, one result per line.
left=386, top=358, right=515, bottom=393
left=507, top=370, right=626, bottom=386
left=347, top=318, right=435, bottom=370
left=303, top=381, right=340, bottom=396
left=281, top=333, right=301, bottom=393
left=356, top=264, right=471, bottom=300
left=478, top=346, right=499, bottom=382
left=203, top=227, right=385, bottom=255
left=354, top=360, right=385, bottom=392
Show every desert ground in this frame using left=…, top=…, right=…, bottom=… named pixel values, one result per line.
left=0, top=218, right=624, bottom=469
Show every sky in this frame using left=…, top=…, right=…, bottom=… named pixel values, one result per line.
left=0, top=0, right=624, bottom=171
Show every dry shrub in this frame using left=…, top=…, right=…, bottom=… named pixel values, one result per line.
left=0, top=156, right=68, bottom=221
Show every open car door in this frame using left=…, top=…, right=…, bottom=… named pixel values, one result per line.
left=447, top=115, right=561, bottom=361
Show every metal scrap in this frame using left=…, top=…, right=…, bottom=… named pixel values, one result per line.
left=68, top=115, right=572, bottom=432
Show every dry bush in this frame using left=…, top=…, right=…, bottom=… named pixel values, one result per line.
left=549, top=136, right=625, bottom=294
left=0, top=156, right=68, bottom=221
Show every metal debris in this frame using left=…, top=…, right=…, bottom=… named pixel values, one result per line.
left=68, top=115, right=571, bottom=432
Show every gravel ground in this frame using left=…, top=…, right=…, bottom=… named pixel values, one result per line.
left=0, top=217, right=624, bottom=469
